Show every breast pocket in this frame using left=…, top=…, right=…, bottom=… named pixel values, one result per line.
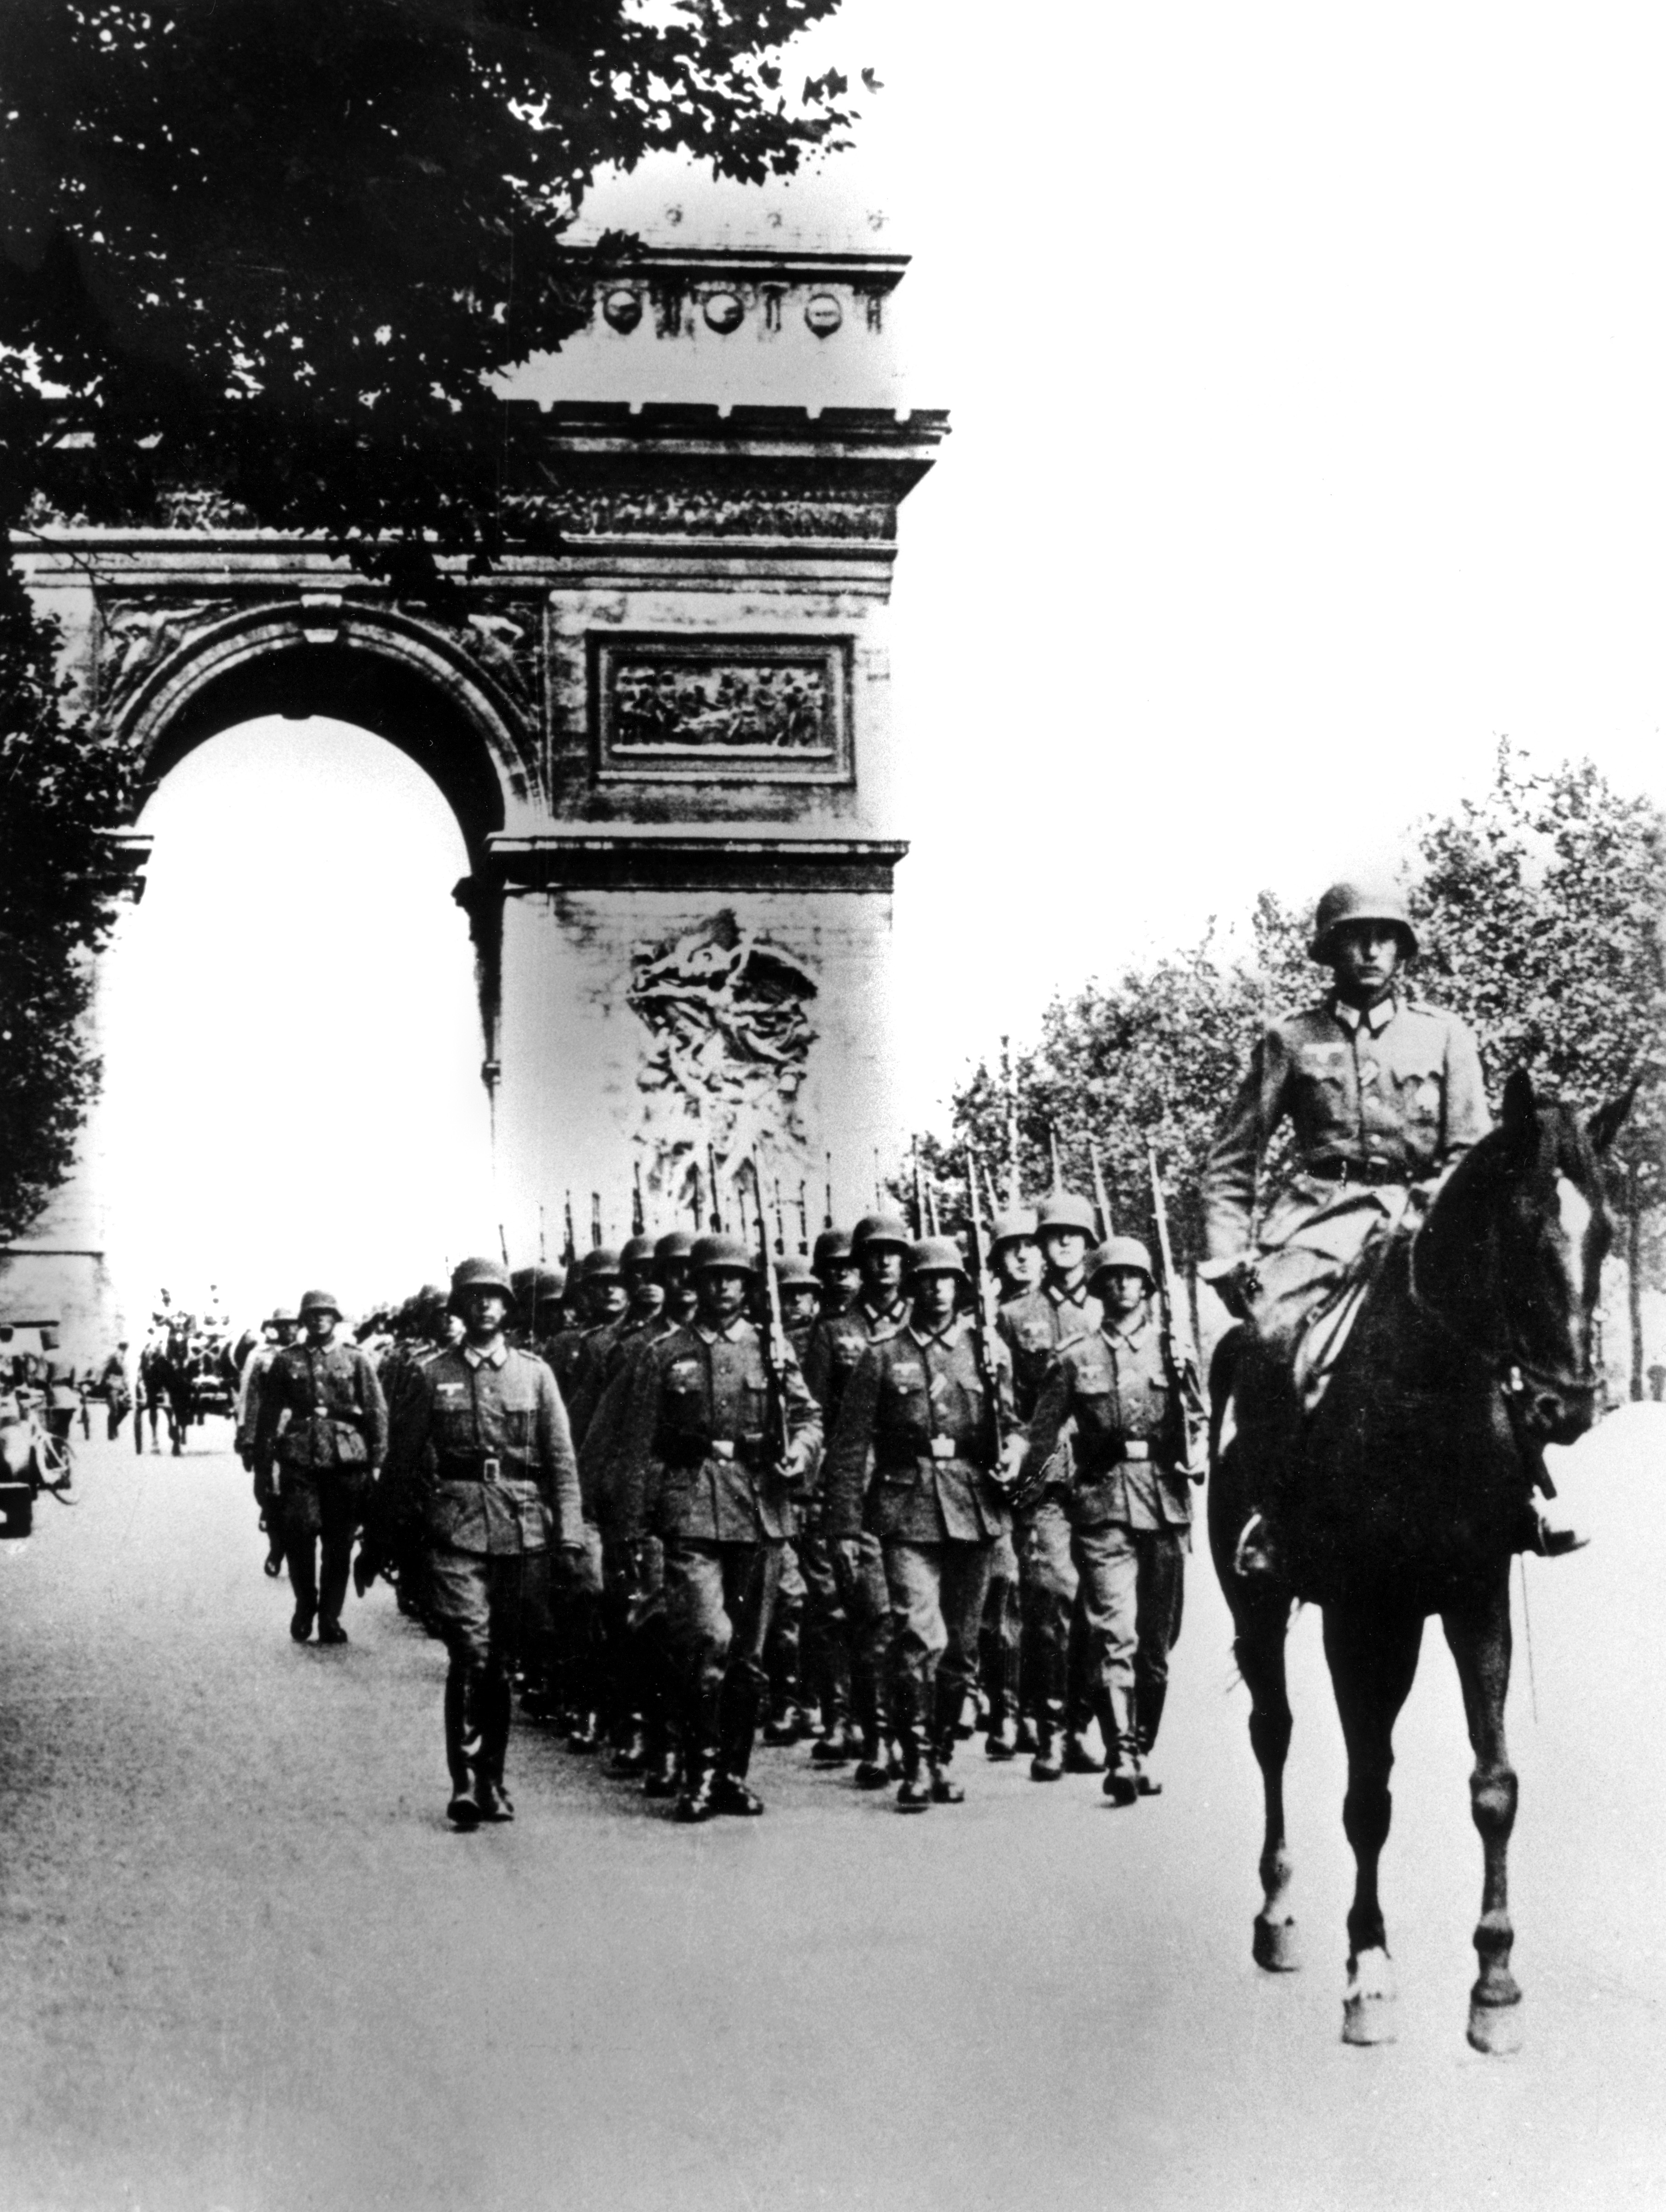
left=1072, top=1385, right=1119, bottom=1445
left=1390, top=1059, right=1444, bottom=1134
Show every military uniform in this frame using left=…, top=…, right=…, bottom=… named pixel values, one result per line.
left=255, top=1314, right=388, bottom=1642
left=800, top=1285, right=912, bottom=1774
left=374, top=1281, right=583, bottom=1823
left=609, top=1282, right=820, bottom=1818
left=1201, top=989, right=1489, bottom=1403
left=1022, top=1267, right=1189, bottom=1798
left=823, top=1282, right=1019, bottom=1808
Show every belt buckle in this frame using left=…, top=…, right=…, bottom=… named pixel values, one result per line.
left=481, top=1457, right=500, bottom=1485
left=712, top=1440, right=735, bottom=1462
left=928, top=1436, right=955, bottom=1461
left=1124, top=1439, right=1149, bottom=1462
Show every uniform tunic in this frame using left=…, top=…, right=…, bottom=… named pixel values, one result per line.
left=1201, top=991, right=1490, bottom=1400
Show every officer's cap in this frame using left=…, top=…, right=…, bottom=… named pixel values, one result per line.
left=654, top=1229, right=695, bottom=1269
left=447, top=1257, right=514, bottom=1314
left=1310, top=880, right=1418, bottom=963
left=852, top=1213, right=913, bottom=1258
left=578, top=1247, right=622, bottom=1283
left=298, top=1288, right=341, bottom=1320
left=989, top=1208, right=1039, bottom=1250
left=910, top=1236, right=968, bottom=1281
left=1089, top=1236, right=1154, bottom=1287
left=812, top=1227, right=854, bottom=1272
left=1036, top=1192, right=1098, bottom=1238
left=774, top=1253, right=819, bottom=1292
left=620, top=1234, right=657, bottom=1270
left=691, top=1233, right=756, bottom=1278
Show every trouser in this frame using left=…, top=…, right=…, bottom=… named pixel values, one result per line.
left=281, top=1466, right=370, bottom=1628
left=883, top=1538, right=994, bottom=1745
left=600, top=1533, right=672, bottom=1744
left=663, top=1538, right=785, bottom=1780
left=1016, top=1497, right=1077, bottom=1714
left=428, top=1546, right=542, bottom=1789
left=1070, top=1521, right=1186, bottom=1762
left=796, top=1526, right=850, bottom=1728
left=978, top=1529, right=1021, bottom=1719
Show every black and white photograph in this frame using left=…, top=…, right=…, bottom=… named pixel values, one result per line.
left=0, top=6, right=1663, bottom=2208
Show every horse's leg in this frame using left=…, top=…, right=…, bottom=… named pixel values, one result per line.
left=1233, top=1593, right=1300, bottom=1971
left=1442, top=1570, right=1521, bottom=2054
left=1323, top=1601, right=1424, bottom=2045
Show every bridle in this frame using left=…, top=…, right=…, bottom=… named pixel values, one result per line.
left=1405, top=1208, right=1599, bottom=1417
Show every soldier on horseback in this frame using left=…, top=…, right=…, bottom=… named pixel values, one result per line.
left=1200, top=879, right=1585, bottom=1581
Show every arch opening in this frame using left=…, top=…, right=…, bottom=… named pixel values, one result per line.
left=91, top=717, right=498, bottom=1330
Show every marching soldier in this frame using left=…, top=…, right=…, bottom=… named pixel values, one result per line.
left=812, top=1227, right=860, bottom=1318
left=1019, top=1237, right=1192, bottom=1804
left=254, top=1290, right=388, bottom=1645
left=760, top=1251, right=824, bottom=1745
left=989, top=1208, right=1042, bottom=1300
left=361, top=1256, right=585, bottom=1827
left=239, top=1304, right=300, bottom=1576
left=607, top=1233, right=820, bottom=1822
left=976, top=1208, right=1039, bottom=1756
left=998, top=1191, right=1103, bottom=1780
left=823, top=1238, right=1023, bottom=1811
left=800, top=1214, right=915, bottom=1786
left=1197, top=880, right=1519, bottom=1575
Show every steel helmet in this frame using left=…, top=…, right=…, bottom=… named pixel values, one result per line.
left=1088, top=1236, right=1154, bottom=1287
left=578, top=1246, right=623, bottom=1282
left=1036, top=1192, right=1098, bottom=1238
left=654, top=1229, right=695, bottom=1269
left=509, top=1266, right=538, bottom=1303
left=989, top=1208, right=1039, bottom=1249
left=447, top=1257, right=514, bottom=1313
left=773, top=1251, right=819, bottom=1289
left=298, top=1288, right=342, bottom=1320
left=531, top=1266, right=567, bottom=1305
left=852, top=1213, right=913, bottom=1258
left=1309, top=880, right=1418, bottom=963
left=690, top=1233, right=757, bottom=1277
left=620, top=1234, right=658, bottom=1271
left=812, top=1227, right=853, bottom=1272
left=909, top=1236, right=968, bottom=1280
left=266, top=1304, right=298, bottom=1326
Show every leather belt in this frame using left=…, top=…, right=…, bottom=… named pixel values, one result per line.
left=436, top=1456, right=530, bottom=1485
left=1305, top=1156, right=1411, bottom=1187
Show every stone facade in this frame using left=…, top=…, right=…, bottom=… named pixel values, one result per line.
left=5, top=247, right=944, bottom=1340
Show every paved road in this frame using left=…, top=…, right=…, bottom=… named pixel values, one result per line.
left=1, top=1410, right=1664, bottom=2212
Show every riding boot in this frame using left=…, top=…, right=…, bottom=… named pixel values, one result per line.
left=479, top=1670, right=515, bottom=1820
left=1029, top=1699, right=1066, bottom=1782
left=445, top=1666, right=485, bottom=1828
left=929, top=1679, right=966, bottom=1804
left=713, top=1675, right=767, bottom=1817
left=1095, top=1685, right=1142, bottom=1807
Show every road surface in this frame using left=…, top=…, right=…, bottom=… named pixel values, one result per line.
left=1, top=1409, right=1664, bottom=2212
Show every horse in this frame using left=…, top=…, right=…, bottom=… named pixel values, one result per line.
left=1208, top=1068, right=1632, bottom=2052
left=139, top=1324, right=197, bottom=1456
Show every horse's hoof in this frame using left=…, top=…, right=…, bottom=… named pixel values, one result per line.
left=1467, top=1995, right=1523, bottom=2056
left=1341, top=1948, right=1397, bottom=2045
left=1253, top=1914, right=1300, bottom=1973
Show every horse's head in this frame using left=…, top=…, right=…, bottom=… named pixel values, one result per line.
left=1421, top=1068, right=1632, bottom=1446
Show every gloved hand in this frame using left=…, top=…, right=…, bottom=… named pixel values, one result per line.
left=998, top=1433, right=1028, bottom=1489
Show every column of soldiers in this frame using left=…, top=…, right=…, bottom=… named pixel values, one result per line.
left=253, top=1181, right=1197, bottom=1830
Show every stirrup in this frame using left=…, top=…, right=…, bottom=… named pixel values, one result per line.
left=1527, top=1503, right=1589, bottom=1558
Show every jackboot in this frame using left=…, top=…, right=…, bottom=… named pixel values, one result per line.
left=673, top=1695, right=720, bottom=1824
left=762, top=1607, right=808, bottom=1745
left=1135, top=1678, right=1167, bottom=1794
left=1062, top=1725, right=1106, bottom=1775
left=894, top=1723, right=932, bottom=1813
left=713, top=1676, right=767, bottom=1816
left=445, top=1667, right=485, bottom=1828
left=480, top=1670, right=515, bottom=1821
left=929, top=1681, right=966, bottom=1805
left=288, top=1531, right=318, bottom=1644
left=1029, top=1700, right=1065, bottom=1783
left=808, top=1635, right=859, bottom=1764
left=982, top=1634, right=1018, bottom=1760
left=850, top=1677, right=894, bottom=1790
left=1095, top=1685, right=1142, bottom=1807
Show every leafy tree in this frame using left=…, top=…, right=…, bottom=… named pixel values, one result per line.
left=0, top=565, right=134, bottom=1244
left=0, top=0, right=855, bottom=1244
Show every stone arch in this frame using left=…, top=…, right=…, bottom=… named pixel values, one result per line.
left=107, top=597, right=538, bottom=869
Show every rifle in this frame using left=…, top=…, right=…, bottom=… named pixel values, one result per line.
left=538, top=1204, right=547, bottom=1267
left=1090, top=1141, right=1113, bottom=1244
left=562, top=1193, right=577, bottom=1270
left=632, top=1161, right=646, bottom=1239
left=912, top=1141, right=926, bottom=1239
left=1048, top=1122, right=1063, bottom=1198
left=590, top=1193, right=603, bottom=1250
left=964, top=1145, right=1012, bottom=1481
left=690, top=1157, right=705, bottom=1233
left=772, top=1175, right=786, bottom=1258
left=1147, top=1145, right=1209, bottom=1482
left=749, top=1157, right=793, bottom=1471
left=797, top=1180, right=810, bottom=1255
left=706, top=1143, right=723, bottom=1233
left=497, top=1222, right=510, bottom=1269
left=823, top=1153, right=834, bottom=1232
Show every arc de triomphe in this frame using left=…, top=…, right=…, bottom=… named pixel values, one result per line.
left=6, top=238, right=945, bottom=1342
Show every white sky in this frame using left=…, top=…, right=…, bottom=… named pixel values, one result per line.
left=90, top=2, right=1666, bottom=1322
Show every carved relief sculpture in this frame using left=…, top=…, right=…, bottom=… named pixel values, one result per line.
left=625, top=910, right=819, bottom=1208
left=592, top=634, right=851, bottom=783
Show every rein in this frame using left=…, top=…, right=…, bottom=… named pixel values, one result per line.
left=1405, top=1216, right=1596, bottom=1413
